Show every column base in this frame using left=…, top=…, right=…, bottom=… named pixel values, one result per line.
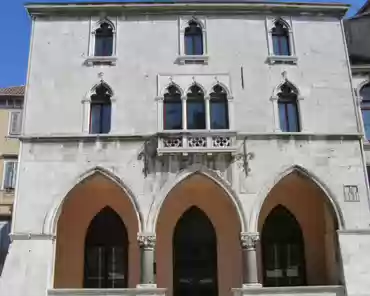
left=242, top=283, right=262, bottom=288
left=137, top=284, right=158, bottom=288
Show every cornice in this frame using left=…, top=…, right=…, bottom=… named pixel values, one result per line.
left=26, top=2, right=348, bottom=18
left=18, top=132, right=362, bottom=143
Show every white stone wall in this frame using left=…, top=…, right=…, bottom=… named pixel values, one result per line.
left=2, top=9, right=370, bottom=296
left=24, top=15, right=357, bottom=135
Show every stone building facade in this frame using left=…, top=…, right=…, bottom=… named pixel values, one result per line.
left=1, top=2, right=370, bottom=296
left=0, top=86, right=23, bottom=275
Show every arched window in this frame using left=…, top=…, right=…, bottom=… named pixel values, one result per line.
left=90, top=83, right=112, bottom=134
left=184, top=20, right=203, bottom=56
left=360, top=83, right=370, bottom=140
left=164, top=85, right=182, bottom=130
left=278, top=82, right=300, bottom=132
left=210, top=84, right=229, bottom=130
left=84, top=207, right=128, bottom=288
left=272, top=20, right=291, bottom=56
left=187, top=84, right=206, bottom=130
left=94, top=22, right=114, bottom=57
left=261, top=205, right=306, bottom=287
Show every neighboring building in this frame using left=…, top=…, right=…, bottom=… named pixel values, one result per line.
left=2, top=2, right=370, bottom=296
left=344, top=1, right=370, bottom=183
left=0, top=86, right=23, bottom=275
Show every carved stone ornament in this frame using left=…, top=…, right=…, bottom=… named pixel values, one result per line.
left=137, top=233, right=156, bottom=250
left=240, top=232, right=259, bottom=250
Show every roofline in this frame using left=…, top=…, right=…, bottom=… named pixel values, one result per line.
left=356, top=0, right=369, bottom=15
left=25, top=2, right=349, bottom=18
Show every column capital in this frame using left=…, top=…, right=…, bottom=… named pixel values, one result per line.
left=138, top=233, right=156, bottom=250
left=240, top=232, right=259, bottom=250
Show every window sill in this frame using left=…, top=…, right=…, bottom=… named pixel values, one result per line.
left=267, top=55, right=298, bottom=65
left=175, top=55, right=209, bottom=65
left=84, top=56, right=117, bottom=66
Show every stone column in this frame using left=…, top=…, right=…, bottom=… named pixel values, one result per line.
left=138, top=233, right=156, bottom=287
left=241, top=232, right=262, bottom=287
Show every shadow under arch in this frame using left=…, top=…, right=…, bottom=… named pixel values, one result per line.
left=250, top=165, right=345, bottom=233
left=44, top=166, right=143, bottom=236
left=147, top=165, right=247, bottom=233
left=52, top=166, right=141, bottom=288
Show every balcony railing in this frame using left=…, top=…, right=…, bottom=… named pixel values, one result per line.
left=157, top=131, right=237, bottom=155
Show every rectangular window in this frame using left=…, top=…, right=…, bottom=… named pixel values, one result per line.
left=3, top=161, right=17, bottom=190
left=8, top=111, right=22, bottom=136
left=0, top=219, right=11, bottom=276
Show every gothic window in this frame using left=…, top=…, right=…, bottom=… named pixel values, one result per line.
left=184, top=20, right=204, bottom=56
left=210, top=85, right=229, bottom=130
left=84, top=207, right=128, bottom=288
left=360, top=83, right=370, bottom=140
left=261, top=205, right=306, bottom=287
left=278, top=82, right=300, bottom=132
left=187, top=84, right=206, bottom=130
left=272, top=20, right=291, bottom=56
left=164, top=85, right=183, bottom=130
left=90, top=83, right=112, bottom=134
left=94, top=22, right=114, bottom=57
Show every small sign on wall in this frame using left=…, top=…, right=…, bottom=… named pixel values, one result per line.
left=343, top=185, right=360, bottom=202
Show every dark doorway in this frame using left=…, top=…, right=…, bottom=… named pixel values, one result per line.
left=84, top=207, right=128, bottom=288
left=261, top=205, right=306, bottom=287
left=173, top=207, right=218, bottom=296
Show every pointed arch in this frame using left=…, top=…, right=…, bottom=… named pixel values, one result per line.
left=94, top=18, right=116, bottom=33
left=208, top=82, right=232, bottom=97
left=52, top=166, right=142, bottom=288
left=249, top=165, right=344, bottom=233
left=160, top=82, right=184, bottom=97
left=89, top=81, right=114, bottom=99
left=147, top=165, right=246, bottom=233
left=43, top=166, right=143, bottom=236
left=185, top=82, right=206, bottom=96
left=272, top=79, right=300, bottom=98
left=271, top=17, right=291, bottom=31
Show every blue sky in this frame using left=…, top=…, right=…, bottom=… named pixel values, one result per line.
left=0, top=0, right=366, bottom=88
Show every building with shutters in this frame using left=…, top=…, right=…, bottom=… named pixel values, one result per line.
left=2, top=2, right=370, bottom=296
left=0, top=86, right=23, bottom=275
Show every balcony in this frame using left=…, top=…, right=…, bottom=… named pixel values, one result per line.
left=233, top=286, right=345, bottom=296
left=48, top=288, right=166, bottom=296
left=157, top=131, right=237, bottom=155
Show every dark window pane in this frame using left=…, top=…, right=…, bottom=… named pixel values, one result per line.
left=164, top=101, right=182, bottom=130
left=278, top=102, right=288, bottom=132
left=272, top=22, right=290, bottom=56
left=91, top=104, right=102, bottom=134
left=287, top=102, right=299, bottom=132
left=362, top=109, right=370, bottom=140
left=185, top=35, right=194, bottom=55
left=95, top=23, right=114, bottom=57
left=194, top=35, right=203, bottom=55
left=187, top=101, right=206, bottom=129
left=210, top=100, right=229, bottom=129
left=184, top=22, right=203, bottom=55
left=102, top=104, right=111, bottom=133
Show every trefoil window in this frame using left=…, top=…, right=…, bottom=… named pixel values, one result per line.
left=90, top=84, right=112, bottom=134
left=278, top=82, right=300, bottom=132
